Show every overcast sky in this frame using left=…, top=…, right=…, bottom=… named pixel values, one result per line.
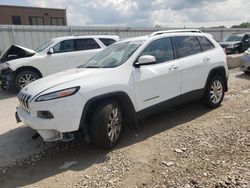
left=1, top=0, right=250, bottom=27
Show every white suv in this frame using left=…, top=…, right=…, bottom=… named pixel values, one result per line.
left=0, top=35, right=119, bottom=91
left=16, top=30, right=228, bottom=149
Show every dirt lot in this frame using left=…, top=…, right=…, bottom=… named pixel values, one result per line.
left=0, top=68, right=249, bottom=188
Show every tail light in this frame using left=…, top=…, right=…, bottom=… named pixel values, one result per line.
left=223, top=48, right=227, bottom=54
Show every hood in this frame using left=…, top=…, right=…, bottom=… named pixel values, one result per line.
left=24, top=68, right=112, bottom=95
left=218, top=41, right=241, bottom=47
left=0, top=45, right=36, bottom=63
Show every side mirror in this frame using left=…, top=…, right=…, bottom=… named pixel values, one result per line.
left=134, top=55, right=156, bottom=68
left=47, top=48, right=54, bottom=55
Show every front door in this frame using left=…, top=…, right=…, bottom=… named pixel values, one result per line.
left=44, top=39, right=78, bottom=76
left=132, top=37, right=181, bottom=111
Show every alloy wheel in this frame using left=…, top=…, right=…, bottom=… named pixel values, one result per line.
left=107, top=107, right=122, bottom=143
left=210, top=80, right=223, bottom=104
left=19, top=74, right=37, bottom=88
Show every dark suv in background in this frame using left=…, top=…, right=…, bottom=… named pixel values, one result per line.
left=219, top=33, right=250, bottom=54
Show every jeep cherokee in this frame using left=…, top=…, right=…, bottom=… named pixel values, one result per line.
left=16, top=30, right=229, bottom=149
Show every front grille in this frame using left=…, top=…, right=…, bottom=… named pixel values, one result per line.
left=18, top=92, right=32, bottom=111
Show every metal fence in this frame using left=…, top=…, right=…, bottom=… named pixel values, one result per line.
left=1, top=24, right=250, bottom=53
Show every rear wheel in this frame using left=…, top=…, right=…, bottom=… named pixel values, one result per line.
left=202, top=76, right=225, bottom=108
left=14, top=70, right=40, bottom=91
left=90, top=101, right=123, bottom=149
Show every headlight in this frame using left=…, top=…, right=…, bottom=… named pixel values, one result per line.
left=0, top=62, right=10, bottom=70
left=35, top=86, right=80, bottom=102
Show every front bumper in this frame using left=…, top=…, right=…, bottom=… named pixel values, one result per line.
left=17, top=106, right=63, bottom=141
left=16, top=92, right=86, bottom=142
left=0, top=68, right=14, bottom=90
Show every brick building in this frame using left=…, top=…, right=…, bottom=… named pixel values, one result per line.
left=0, top=5, right=67, bottom=26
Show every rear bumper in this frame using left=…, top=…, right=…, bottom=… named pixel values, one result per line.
left=225, top=48, right=235, bottom=55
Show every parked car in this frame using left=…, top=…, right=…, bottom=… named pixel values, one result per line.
left=218, top=33, right=250, bottom=55
left=16, top=30, right=228, bottom=149
left=0, top=35, right=119, bottom=91
left=240, top=47, right=250, bottom=74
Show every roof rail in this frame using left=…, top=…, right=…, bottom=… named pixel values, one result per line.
left=150, top=29, right=202, bottom=37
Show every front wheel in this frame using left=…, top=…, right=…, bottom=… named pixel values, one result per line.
left=90, top=101, right=123, bottom=149
left=202, top=76, right=225, bottom=108
left=14, top=70, right=40, bottom=91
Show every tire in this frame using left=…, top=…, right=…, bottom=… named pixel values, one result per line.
left=14, top=70, right=40, bottom=91
left=202, top=75, right=225, bottom=108
left=90, top=100, right=123, bottom=149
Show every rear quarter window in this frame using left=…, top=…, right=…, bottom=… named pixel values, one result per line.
left=198, top=36, right=215, bottom=51
left=174, top=36, right=202, bottom=58
left=99, top=38, right=117, bottom=46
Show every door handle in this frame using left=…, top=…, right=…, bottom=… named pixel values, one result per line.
left=203, top=57, right=210, bottom=62
left=169, top=65, right=179, bottom=71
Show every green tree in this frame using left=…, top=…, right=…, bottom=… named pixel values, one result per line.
left=231, top=22, right=250, bottom=28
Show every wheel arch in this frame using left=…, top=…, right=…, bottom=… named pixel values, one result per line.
left=14, top=66, right=43, bottom=79
left=79, top=91, right=137, bottom=138
left=205, top=66, right=228, bottom=92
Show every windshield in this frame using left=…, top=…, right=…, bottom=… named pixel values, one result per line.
left=35, top=39, right=55, bottom=53
left=82, top=40, right=144, bottom=68
left=224, top=35, right=243, bottom=42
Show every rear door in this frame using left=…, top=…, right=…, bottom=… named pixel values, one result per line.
left=74, top=38, right=102, bottom=66
left=133, top=37, right=181, bottom=111
left=174, top=36, right=214, bottom=97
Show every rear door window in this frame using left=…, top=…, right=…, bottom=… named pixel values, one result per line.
left=198, top=36, right=215, bottom=51
left=140, top=37, right=174, bottom=64
left=174, top=36, right=202, bottom=58
left=75, top=38, right=100, bottom=51
left=99, top=38, right=116, bottom=46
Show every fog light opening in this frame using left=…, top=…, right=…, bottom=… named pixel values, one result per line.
left=37, top=111, right=54, bottom=119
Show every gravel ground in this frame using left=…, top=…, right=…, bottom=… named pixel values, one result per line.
left=0, top=68, right=249, bottom=188
left=0, top=91, right=54, bottom=168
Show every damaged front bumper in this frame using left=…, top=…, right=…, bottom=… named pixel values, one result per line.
left=0, top=68, right=14, bottom=90
left=16, top=106, right=76, bottom=142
